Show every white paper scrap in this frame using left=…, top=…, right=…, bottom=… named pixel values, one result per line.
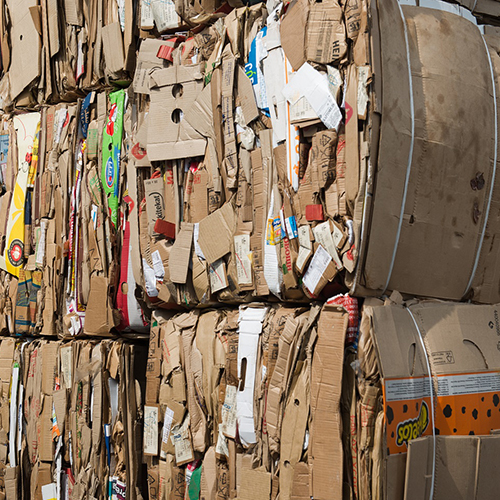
left=282, top=62, right=342, bottom=130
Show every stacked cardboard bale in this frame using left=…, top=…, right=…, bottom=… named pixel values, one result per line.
left=0, top=0, right=138, bottom=108
left=143, top=302, right=355, bottom=500
left=0, top=336, right=147, bottom=500
left=2, top=0, right=500, bottom=327
left=346, top=296, right=500, bottom=500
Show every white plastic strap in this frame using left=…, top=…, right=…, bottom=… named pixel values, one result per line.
left=472, top=0, right=478, bottom=13
left=463, top=34, right=498, bottom=298
left=406, top=306, right=436, bottom=500
left=383, top=2, right=416, bottom=293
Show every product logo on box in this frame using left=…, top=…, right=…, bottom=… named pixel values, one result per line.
left=107, top=103, right=117, bottom=136
left=8, top=239, right=23, bottom=267
left=132, top=143, right=147, bottom=160
left=395, top=401, right=429, bottom=448
left=106, top=157, right=115, bottom=188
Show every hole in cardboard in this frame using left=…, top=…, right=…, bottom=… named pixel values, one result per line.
left=172, top=84, right=184, bottom=98
left=171, top=108, right=183, bottom=124
left=121, top=282, right=128, bottom=294
left=20, top=35, right=23, bottom=41
left=239, top=357, right=247, bottom=391
left=408, top=343, right=416, bottom=376
left=108, top=143, right=112, bottom=151
left=409, top=215, right=415, bottom=225
left=294, top=398, right=300, bottom=406
left=284, top=460, right=291, bottom=468
left=463, top=339, right=488, bottom=369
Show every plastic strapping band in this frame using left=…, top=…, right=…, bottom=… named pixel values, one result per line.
left=383, top=2, right=416, bottom=293
left=463, top=34, right=498, bottom=298
left=406, top=306, right=436, bottom=500
left=472, top=0, right=478, bottom=13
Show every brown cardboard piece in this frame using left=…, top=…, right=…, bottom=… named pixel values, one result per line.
left=169, top=223, right=193, bottom=284
left=280, top=0, right=308, bottom=71
left=309, top=129, right=337, bottom=190
left=101, top=22, right=125, bottom=77
left=84, top=275, right=117, bottom=335
left=404, top=435, right=500, bottom=500
left=236, top=66, right=259, bottom=125
left=306, top=0, right=346, bottom=64
left=290, top=462, right=310, bottom=500
left=7, top=0, right=41, bottom=100
left=239, top=468, right=271, bottom=500
left=148, top=65, right=207, bottom=161
left=279, top=360, right=309, bottom=500
left=309, top=305, right=348, bottom=500
left=133, top=39, right=171, bottom=94
left=198, top=202, right=237, bottom=265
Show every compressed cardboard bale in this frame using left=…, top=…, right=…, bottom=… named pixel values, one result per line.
left=349, top=298, right=500, bottom=500
left=349, top=1, right=500, bottom=304
left=144, top=304, right=351, bottom=500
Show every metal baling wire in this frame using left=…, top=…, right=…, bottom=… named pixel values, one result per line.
left=382, top=1, right=416, bottom=294
left=463, top=32, right=498, bottom=298
left=406, top=305, right=436, bottom=500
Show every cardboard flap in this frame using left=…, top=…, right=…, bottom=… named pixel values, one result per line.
left=7, top=0, right=41, bottom=99
left=371, top=300, right=500, bottom=461
left=101, top=22, right=125, bottom=75
left=169, top=223, right=194, bottom=284
left=184, top=83, right=215, bottom=139
left=133, top=39, right=171, bottom=94
left=309, top=304, right=348, bottom=500
left=280, top=0, right=308, bottom=71
left=84, top=275, right=117, bottom=335
left=148, top=65, right=207, bottom=161
left=151, top=65, right=203, bottom=88
left=370, top=303, right=429, bottom=380
left=404, top=435, right=500, bottom=500
left=236, top=65, right=259, bottom=125
left=198, top=202, right=237, bottom=264
left=28, top=6, right=42, bottom=37
left=406, top=302, right=500, bottom=375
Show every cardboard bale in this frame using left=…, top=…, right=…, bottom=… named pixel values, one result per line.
left=143, top=303, right=350, bottom=500
left=349, top=0, right=500, bottom=304
left=0, top=337, right=147, bottom=500
left=346, top=298, right=500, bottom=500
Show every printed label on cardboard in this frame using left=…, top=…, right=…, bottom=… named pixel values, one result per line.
left=144, top=405, right=159, bottom=456
left=234, top=235, right=252, bottom=286
left=384, top=371, right=500, bottom=455
left=209, top=259, right=228, bottom=293
left=172, top=416, right=194, bottom=465
left=162, top=407, right=175, bottom=446
left=303, top=245, right=331, bottom=294
left=221, top=385, right=237, bottom=438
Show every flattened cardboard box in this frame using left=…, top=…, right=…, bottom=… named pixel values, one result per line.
left=404, top=435, right=500, bottom=500
left=147, top=65, right=207, bottom=161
